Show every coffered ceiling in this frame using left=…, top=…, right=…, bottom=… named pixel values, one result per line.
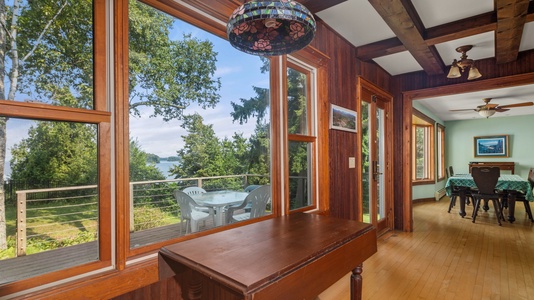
left=315, top=0, right=534, bottom=120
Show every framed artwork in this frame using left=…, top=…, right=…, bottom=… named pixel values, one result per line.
left=329, top=104, right=357, bottom=133
left=474, top=135, right=509, bottom=157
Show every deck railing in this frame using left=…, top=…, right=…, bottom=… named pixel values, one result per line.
left=12, top=174, right=267, bottom=257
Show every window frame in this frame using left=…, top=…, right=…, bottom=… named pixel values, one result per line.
left=437, top=124, right=445, bottom=181
left=0, top=0, right=111, bottom=293
left=412, top=109, right=435, bottom=185
left=285, top=61, right=317, bottom=213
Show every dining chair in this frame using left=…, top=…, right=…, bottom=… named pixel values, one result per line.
left=448, top=166, right=455, bottom=177
left=225, top=185, right=271, bottom=224
left=174, top=190, right=214, bottom=234
left=471, top=167, right=504, bottom=225
left=447, top=181, right=473, bottom=213
left=506, top=168, right=534, bottom=222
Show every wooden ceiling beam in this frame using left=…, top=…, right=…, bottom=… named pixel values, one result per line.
left=357, top=4, right=534, bottom=62
left=495, top=0, right=530, bottom=64
left=368, top=0, right=445, bottom=75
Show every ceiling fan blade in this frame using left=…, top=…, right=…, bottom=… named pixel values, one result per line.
left=496, top=102, right=534, bottom=109
left=449, top=108, right=476, bottom=112
left=495, top=108, right=510, bottom=112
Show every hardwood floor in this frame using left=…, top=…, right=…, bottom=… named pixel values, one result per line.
left=319, top=198, right=534, bottom=299
left=362, top=198, right=534, bottom=300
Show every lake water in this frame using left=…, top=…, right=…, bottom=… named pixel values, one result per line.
left=156, top=161, right=177, bottom=179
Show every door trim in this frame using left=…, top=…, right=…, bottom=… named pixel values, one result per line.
left=357, top=76, right=394, bottom=232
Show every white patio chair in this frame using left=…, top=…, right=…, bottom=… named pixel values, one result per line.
left=174, top=190, right=214, bottom=234
left=225, top=185, right=271, bottom=224
left=183, top=186, right=212, bottom=215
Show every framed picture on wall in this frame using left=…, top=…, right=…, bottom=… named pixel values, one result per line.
left=474, top=135, right=509, bottom=157
left=329, top=104, right=357, bottom=133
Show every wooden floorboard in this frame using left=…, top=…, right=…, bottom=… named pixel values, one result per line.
left=359, top=198, right=534, bottom=300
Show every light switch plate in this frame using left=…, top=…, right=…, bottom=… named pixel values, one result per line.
left=349, top=157, right=356, bottom=168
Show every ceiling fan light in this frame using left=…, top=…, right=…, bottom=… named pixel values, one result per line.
left=447, top=61, right=461, bottom=78
left=467, top=66, right=482, bottom=80
left=478, top=109, right=495, bottom=118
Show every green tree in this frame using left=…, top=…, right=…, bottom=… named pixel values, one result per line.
left=169, top=113, right=224, bottom=179
left=10, top=122, right=98, bottom=187
left=0, top=0, right=221, bottom=250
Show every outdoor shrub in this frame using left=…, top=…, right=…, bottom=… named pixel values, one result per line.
left=134, top=205, right=172, bottom=231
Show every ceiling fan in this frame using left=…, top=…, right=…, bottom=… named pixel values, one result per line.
left=450, top=98, right=534, bottom=118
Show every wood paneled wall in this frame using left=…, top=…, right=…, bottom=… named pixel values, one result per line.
left=309, top=21, right=391, bottom=220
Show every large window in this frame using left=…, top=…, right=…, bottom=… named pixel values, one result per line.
left=286, top=63, right=316, bottom=211
left=127, top=1, right=271, bottom=250
left=412, top=110, right=435, bottom=183
left=0, top=0, right=111, bottom=289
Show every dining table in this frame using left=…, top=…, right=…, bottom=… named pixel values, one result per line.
left=445, top=174, right=533, bottom=223
left=190, top=190, right=249, bottom=226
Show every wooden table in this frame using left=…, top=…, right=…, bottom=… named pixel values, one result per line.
left=159, top=213, right=377, bottom=300
left=469, top=161, right=515, bottom=174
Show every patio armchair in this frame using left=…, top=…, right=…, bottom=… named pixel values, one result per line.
left=174, top=190, right=214, bottom=234
left=225, top=185, right=271, bottom=224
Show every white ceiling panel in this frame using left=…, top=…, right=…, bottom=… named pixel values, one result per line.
left=373, top=51, right=423, bottom=75
left=316, top=0, right=395, bottom=47
left=435, top=31, right=495, bottom=66
left=520, top=22, right=534, bottom=51
left=411, top=0, right=494, bottom=28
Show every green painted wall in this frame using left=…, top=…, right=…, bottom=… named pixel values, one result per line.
left=445, top=114, right=534, bottom=179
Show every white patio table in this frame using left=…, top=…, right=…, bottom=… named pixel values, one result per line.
left=190, top=191, right=249, bottom=226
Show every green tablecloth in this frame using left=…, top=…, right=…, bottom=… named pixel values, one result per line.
left=445, top=174, right=534, bottom=201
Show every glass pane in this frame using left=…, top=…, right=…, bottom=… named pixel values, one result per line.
left=128, top=1, right=271, bottom=248
left=1, top=1, right=94, bottom=109
left=376, top=108, right=385, bottom=221
left=361, top=102, right=370, bottom=223
left=415, top=127, right=426, bottom=179
left=1, top=118, right=99, bottom=284
left=288, top=141, right=311, bottom=210
left=287, top=68, right=308, bottom=135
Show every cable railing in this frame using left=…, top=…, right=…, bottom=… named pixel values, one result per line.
left=11, top=174, right=268, bottom=257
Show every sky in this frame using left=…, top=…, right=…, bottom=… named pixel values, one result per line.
left=128, top=17, right=269, bottom=158
left=4, top=5, right=269, bottom=178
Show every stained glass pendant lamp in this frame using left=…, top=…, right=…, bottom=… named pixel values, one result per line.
left=227, top=0, right=316, bottom=56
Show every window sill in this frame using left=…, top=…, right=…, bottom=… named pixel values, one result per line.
left=412, top=179, right=435, bottom=186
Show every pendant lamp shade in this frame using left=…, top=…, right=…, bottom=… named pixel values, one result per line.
left=478, top=109, right=496, bottom=118
left=227, top=1, right=316, bottom=56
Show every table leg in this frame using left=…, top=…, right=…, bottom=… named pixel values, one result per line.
left=350, top=264, right=363, bottom=300
left=459, top=189, right=467, bottom=218
left=214, top=207, right=223, bottom=226
left=507, top=191, right=517, bottom=223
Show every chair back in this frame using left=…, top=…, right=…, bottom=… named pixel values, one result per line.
left=445, top=168, right=450, bottom=178
left=449, top=166, right=454, bottom=177
left=174, top=190, right=197, bottom=220
left=183, top=186, right=206, bottom=195
left=244, top=184, right=261, bottom=193
left=472, top=167, right=500, bottom=194
left=246, top=185, right=271, bottom=218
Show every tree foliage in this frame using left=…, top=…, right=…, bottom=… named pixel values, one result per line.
left=0, top=0, right=222, bottom=250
